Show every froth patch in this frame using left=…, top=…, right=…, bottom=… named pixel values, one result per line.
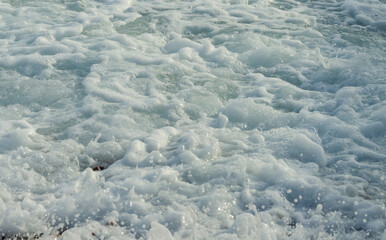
left=53, top=23, right=83, bottom=40
left=0, top=120, right=43, bottom=153
left=290, top=134, right=327, bottom=167
left=148, top=222, right=173, bottom=240
left=164, top=38, right=201, bottom=54
left=222, top=98, right=296, bottom=130
left=0, top=54, right=54, bottom=77
left=85, top=140, right=125, bottom=165
left=240, top=46, right=295, bottom=68
left=247, top=157, right=296, bottom=185
left=164, top=38, right=236, bottom=66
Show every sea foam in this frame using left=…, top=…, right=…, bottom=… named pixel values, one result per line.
left=0, top=0, right=385, bottom=239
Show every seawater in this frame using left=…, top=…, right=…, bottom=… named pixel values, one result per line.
left=0, top=0, right=385, bottom=239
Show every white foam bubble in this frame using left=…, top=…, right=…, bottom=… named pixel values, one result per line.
left=0, top=0, right=385, bottom=239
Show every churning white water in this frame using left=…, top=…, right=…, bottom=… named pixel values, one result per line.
left=0, top=0, right=385, bottom=239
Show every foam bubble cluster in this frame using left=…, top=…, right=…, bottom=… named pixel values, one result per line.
left=0, top=0, right=385, bottom=239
